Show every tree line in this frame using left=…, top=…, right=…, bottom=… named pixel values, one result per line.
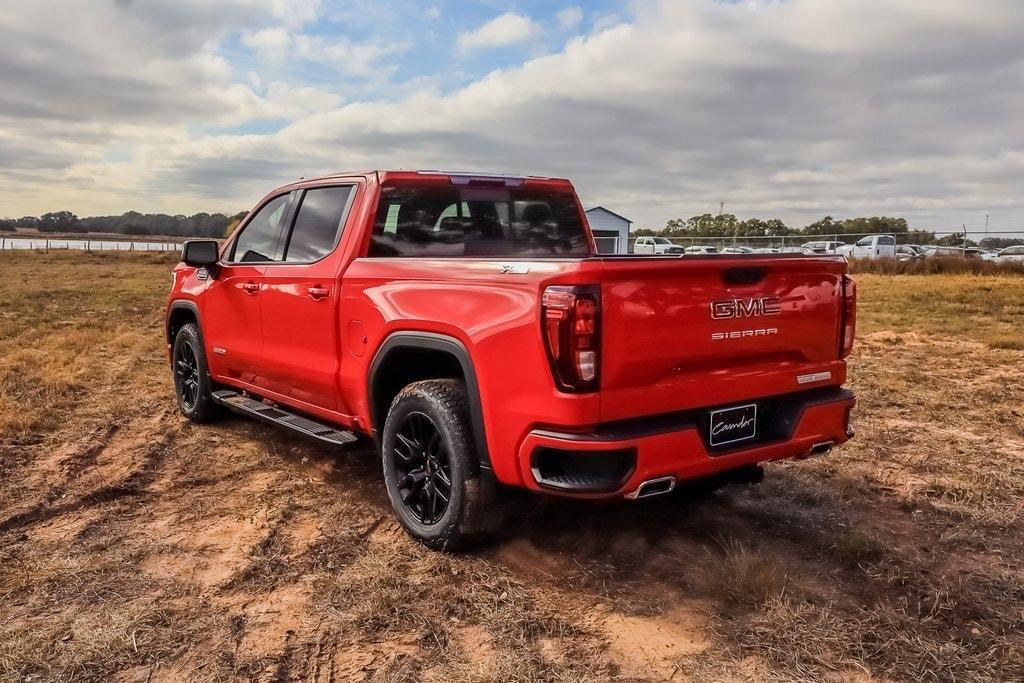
left=634, top=214, right=1018, bottom=248
left=0, top=210, right=247, bottom=238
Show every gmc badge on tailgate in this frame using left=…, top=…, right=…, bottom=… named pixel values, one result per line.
left=710, top=296, right=782, bottom=320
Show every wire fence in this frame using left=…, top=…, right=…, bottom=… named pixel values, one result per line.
left=0, top=236, right=182, bottom=252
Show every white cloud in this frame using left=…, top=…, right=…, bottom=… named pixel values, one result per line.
left=241, top=25, right=405, bottom=78
left=241, top=26, right=291, bottom=55
left=2, top=0, right=1024, bottom=234
left=264, top=81, right=343, bottom=118
left=457, top=12, right=540, bottom=52
left=557, top=7, right=583, bottom=30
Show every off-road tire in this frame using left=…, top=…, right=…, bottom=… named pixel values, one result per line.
left=381, top=379, right=500, bottom=550
left=172, top=323, right=220, bottom=423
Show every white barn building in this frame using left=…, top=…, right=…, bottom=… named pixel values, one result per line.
left=584, top=206, right=632, bottom=254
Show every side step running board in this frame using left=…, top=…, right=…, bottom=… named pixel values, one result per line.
left=211, top=390, right=358, bottom=447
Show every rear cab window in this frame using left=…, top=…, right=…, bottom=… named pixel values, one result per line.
left=369, top=181, right=590, bottom=258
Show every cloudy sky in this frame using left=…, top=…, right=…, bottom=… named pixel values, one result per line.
left=1, top=0, right=1022, bottom=232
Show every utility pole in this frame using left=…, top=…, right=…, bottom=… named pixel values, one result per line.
left=984, top=214, right=989, bottom=248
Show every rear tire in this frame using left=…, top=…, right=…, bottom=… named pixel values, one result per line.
left=381, top=379, right=500, bottom=550
left=172, top=323, right=220, bottom=423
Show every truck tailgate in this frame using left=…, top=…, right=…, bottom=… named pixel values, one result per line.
left=598, top=256, right=847, bottom=422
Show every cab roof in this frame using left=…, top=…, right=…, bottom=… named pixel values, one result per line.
left=277, top=169, right=572, bottom=189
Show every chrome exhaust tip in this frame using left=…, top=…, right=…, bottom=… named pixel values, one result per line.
left=625, top=476, right=676, bottom=500
left=807, top=440, right=835, bottom=457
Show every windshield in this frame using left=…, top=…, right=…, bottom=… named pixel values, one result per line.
left=369, top=183, right=590, bottom=257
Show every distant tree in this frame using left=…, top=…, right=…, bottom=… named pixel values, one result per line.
left=802, top=216, right=845, bottom=235
left=38, top=210, right=78, bottom=232
left=937, top=232, right=977, bottom=247
left=632, top=227, right=657, bottom=237
left=903, top=229, right=936, bottom=245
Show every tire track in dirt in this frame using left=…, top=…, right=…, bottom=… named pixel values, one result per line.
left=0, top=407, right=177, bottom=535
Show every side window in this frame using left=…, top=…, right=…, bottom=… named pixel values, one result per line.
left=879, top=236, right=896, bottom=246
left=232, top=194, right=291, bottom=263
left=284, top=186, right=354, bottom=262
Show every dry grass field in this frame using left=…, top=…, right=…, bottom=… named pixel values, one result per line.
left=1, top=252, right=1022, bottom=682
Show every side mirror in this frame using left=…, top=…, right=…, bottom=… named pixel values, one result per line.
left=182, top=239, right=219, bottom=268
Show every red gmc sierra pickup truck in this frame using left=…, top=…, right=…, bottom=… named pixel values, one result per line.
left=166, top=170, right=856, bottom=549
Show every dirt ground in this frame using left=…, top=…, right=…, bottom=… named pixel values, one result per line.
left=1, top=253, right=1022, bottom=682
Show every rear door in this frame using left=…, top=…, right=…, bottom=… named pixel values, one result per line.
left=598, top=256, right=846, bottom=422
left=203, top=192, right=293, bottom=383
left=259, top=184, right=357, bottom=412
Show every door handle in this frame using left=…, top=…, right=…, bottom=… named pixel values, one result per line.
left=308, top=286, right=330, bottom=301
left=241, top=283, right=260, bottom=295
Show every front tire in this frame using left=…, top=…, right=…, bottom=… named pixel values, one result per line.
left=172, top=323, right=220, bottom=423
left=381, top=379, right=499, bottom=550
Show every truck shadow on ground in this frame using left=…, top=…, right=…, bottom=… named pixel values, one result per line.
left=244, top=412, right=949, bottom=618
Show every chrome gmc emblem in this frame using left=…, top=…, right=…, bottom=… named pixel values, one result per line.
left=710, top=296, right=782, bottom=320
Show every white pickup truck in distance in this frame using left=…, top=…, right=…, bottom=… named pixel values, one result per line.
left=633, top=236, right=685, bottom=255
left=837, top=235, right=897, bottom=260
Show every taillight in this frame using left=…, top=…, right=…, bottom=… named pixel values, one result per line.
left=839, top=274, right=857, bottom=358
left=542, top=285, right=600, bottom=392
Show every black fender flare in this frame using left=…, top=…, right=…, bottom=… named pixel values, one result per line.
left=368, top=332, right=491, bottom=470
left=166, top=299, right=201, bottom=343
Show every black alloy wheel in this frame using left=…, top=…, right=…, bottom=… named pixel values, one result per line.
left=392, top=411, right=453, bottom=525
left=174, top=338, right=201, bottom=412
left=171, top=322, right=219, bottom=423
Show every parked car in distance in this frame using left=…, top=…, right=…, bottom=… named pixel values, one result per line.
left=921, top=245, right=958, bottom=258
left=684, top=245, right=718, bottom=254
left=633, top=236, right=684, bottom=255
left=801, top=240, right=845, bottom=255
left=836, top=235, right=897, bottom=260
left=922, top=245, right=982, bottom=259
left=754, top=247, right=781, bottom=254
left=896, top=245, right=922, bottom=261
left=994, top=245, right=1024, bottom=262
left=721, top=246, right=755, bottom=254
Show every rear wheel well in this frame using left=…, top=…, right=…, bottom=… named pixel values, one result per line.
left=167, top=306, right=198, bottom=344
left=371, top=346, right=465, bottom=432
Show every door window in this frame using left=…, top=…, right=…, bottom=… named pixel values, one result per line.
left=231, top=194, right=291, bottom=263
left=284, top=186, right=354, bottom=262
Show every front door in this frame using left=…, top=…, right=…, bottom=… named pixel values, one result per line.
left=203, top=192, right=294, bottom=384
left=259, top=184, right=356, bottom=412
left=202, top=263, right=265, bottom=383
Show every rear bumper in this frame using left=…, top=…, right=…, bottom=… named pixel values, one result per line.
left=516, top=387, right=855, bottom=499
